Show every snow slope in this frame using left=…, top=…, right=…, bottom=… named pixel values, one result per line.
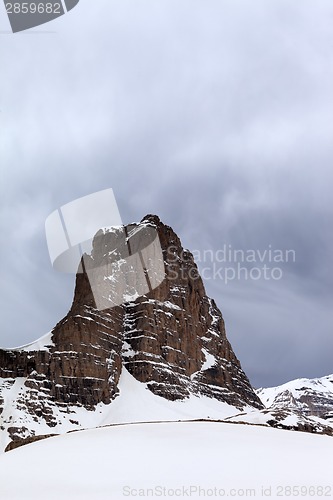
left=0, top=421, right=332, bottom=500
left=98, top=365, right=240, bottom=425
left=0, top=367, right=242, bottom=452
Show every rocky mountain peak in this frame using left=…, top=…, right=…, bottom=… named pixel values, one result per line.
left=69, top=214, right=262, bottom=406
left=0, top=215, right=263, bottom=451
left=140, top=213, right=161, bottom=225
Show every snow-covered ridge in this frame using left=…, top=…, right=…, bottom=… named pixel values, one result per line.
left=3, top=331, right=54, bottom=353
left=100, top=225, right=123, bottom=235
left=221, top=373, right=333, bottom=436
left=257, top=374, right=333, bottom=407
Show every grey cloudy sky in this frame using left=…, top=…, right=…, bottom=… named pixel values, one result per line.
left=1, top=0, right=332, bottom=388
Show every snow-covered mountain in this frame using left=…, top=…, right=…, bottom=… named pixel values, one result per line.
left=0, top=215, right=262, bottom=452
left=257, top=374, right=333, bottom=420
left=1, top=214, right=332, bottom=456
left=224, top=374, right=333, bottom=436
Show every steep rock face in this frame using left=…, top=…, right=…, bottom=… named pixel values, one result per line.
left=0, top=214, right=262, bottom=450
left=0, top=310, right=123, bottom=410
left=120, top=215, right=260, bottom=407
left=70, top=214, right=262, bottom=408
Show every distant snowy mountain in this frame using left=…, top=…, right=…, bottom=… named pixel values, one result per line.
left=257, top=374, right=333, bottom=420
left=224, top=374, right=333, bottom=436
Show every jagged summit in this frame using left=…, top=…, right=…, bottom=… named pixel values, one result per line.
left=0, top=215, right=262, bottom=451
left=225, top=374, right=333, bottom=436
left=140, top=213, right=161, bottom=225
left=257, top=374, right=333, bottom=419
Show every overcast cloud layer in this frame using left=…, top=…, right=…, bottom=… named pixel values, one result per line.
left=1, top=0, right=332, bottom=388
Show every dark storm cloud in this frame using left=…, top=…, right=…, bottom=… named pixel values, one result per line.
left=0, top=0, right=332, bottom=386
